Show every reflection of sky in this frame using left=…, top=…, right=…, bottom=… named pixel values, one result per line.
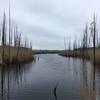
left=0, top=0, right=100, bottom=49
left=12, top=54, right=81, bottom=100
left=0, top=54, right=99, bottom=100
left=0, top=54, right=80, bottom=100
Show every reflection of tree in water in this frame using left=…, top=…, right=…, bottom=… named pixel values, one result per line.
left=80, top=60, right=96, bottom=100
left=95, top=65, right=100, bottom=99
left=0, top=63, right=33, bottom=100
left=82, top=60, right=88, bottom=87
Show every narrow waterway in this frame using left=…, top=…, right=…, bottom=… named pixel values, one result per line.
left=0, top=54, right=99, bottom=100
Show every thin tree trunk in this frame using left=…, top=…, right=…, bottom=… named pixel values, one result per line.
left=93, top=15, right=96, bottom=91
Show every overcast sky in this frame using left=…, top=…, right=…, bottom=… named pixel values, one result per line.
left=0, top=0, right=100, bottom=50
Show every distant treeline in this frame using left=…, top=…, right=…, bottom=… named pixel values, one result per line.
left=33, top=50, right=62, bottom=54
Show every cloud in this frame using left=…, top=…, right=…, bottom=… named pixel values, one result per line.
left=0, top=0, right=100, bottom=49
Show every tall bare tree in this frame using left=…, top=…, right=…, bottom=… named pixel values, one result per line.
left=2, top=12, right=6, bottom=46
left=2, top=12, right=6, bottom=62
left=64, top=36, right=66, bottom=52
left=82, top=24, right=88, bottom=49
left=90, top=14, right=97, bottom=91
left=9, top=1, right=11, bottom=61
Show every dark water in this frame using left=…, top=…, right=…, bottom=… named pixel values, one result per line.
left=0, top=54, right=99, bottom=100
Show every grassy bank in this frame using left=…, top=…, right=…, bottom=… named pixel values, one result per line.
left=0, top=46, right=33, bottom=64
left=0, top=11, right=34, bottom=64
left=59, top=48, right=100, bottom=65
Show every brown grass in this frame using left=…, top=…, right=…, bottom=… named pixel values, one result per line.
left=60, top=48, right=100, bottom=65
left=0, top=46, right=33, bottom=63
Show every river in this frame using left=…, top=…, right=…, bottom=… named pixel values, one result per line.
left=0, top=54, right=99, bottom=100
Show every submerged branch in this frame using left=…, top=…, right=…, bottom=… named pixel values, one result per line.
left=53, top=82, right=59, bottom=100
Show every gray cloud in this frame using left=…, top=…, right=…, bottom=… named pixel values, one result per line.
left=0, top=0, right=100, bottom=49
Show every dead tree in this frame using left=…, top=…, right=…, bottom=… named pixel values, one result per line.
left=2, top=12, right=6, bottom=62
left=0, top=23, right=1, bottom=42
left=90, top=14, right=97, bottom=91
left=14, top=25, right=18, bottom=47
left=9, top=2, right=11, bottom=62
left=68, top=40, right=71, bottom=51
left=16, top=33, right=21, bottom=62
left=73, top=38, right=77, bottom=50
left=25, top=39, right=27, bottom=48
left=64, top=36, right=66, bottom=52
left=30, top=41, right=32, bottom=50
left=82, top=24, right=88, bottom=58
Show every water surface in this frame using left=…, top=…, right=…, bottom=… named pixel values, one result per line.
left=0, top=54, right=99, bottom=100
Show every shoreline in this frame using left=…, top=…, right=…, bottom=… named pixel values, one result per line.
left=0, top=46, right=34, bottom=65
left=59, top=48, right=100, bottom=65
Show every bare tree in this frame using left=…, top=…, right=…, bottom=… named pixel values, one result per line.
left=9, top=1, right=11, bottom=61
left=68, top=40, right=71, bottom=51
left=82, top=24, right=88, bottom=49
left=64, top=36, right=66, bottom=52
left=89, top=14, right=97, bottom=91
left=16, top=33, right=21, bottom=62
left=81, top=24, right=88, bottom=58
left=73, top=38, right=77, bottom=50
left=2, top=12, right=6, bottom=62
left=2, top=12, right=6, bottom=46
left=30, top=41, right=32, bottom=50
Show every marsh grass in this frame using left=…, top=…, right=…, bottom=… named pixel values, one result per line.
left=0, top=46, right=33, bottom=63
left=60, top=48, right=100, bottom=65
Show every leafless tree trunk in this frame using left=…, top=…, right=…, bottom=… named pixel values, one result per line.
left=2, top=12, right=6, bottom=62
left=82, top=24, right=88, bottom=58
left=64, top=36, right=66, bottom=52
left=9, top=2, right=11, bottom=62
left=93, top=15, right=96, bottom=91
left=16, top=33, right=21, bottom=62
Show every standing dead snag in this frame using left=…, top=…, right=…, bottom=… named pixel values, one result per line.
left=16, top=33, right=21, bottom=62
left=93, top=15, right=96, bottom=66
left=73, top=38, right=77, bottom=50
left=9, top=2, right=11, bottom=62
left=2, top=12, right=6, bottom=62
left=64, top=36, right=66, bottom=52
left=93, top=15, right=96, bottom=91
left=82, top=24, right=88, bottom=58
left=68, top=40, right=71, bottom=51
left=90, top=14, right=97, bottom=91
